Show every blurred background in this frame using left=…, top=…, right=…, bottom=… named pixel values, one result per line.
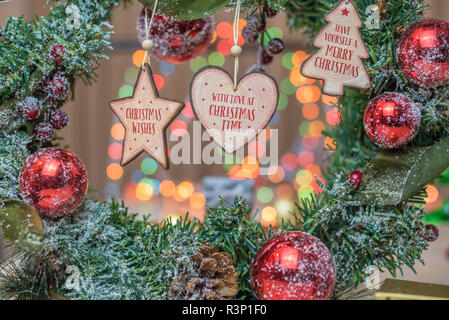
left=1, top=0, right=448, bottom=287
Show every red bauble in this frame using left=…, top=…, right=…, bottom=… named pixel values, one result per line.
left=346, top=171, right=362, bottom=189
left=397, top=19, right=449, bottom=87
left=250, top=231, right=336, bottom=300
left=363, top=92, right=421, bottom=149
left=19, top=148, right=88, bottom=218
left=50, top=45, right=66, bottom=65
left=137, top=8, right=214, bottom=64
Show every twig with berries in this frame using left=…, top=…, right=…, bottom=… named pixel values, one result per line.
left=242, top=4, right=284, bottom=67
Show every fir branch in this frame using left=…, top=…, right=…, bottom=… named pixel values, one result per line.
left=199, top=197, right=271, bottom=299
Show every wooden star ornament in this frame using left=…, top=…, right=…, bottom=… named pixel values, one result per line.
left=109, top=64, right=184, bottom=169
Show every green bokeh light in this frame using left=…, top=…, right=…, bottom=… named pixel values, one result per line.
left=124, top=67, right=138, bottom=84
left=277, top=93, right=288, bottom=110
left=208, top=52, right=225, bottom=67
left=299, top=121, right=310, bottom=136
left=280, top=78, right=296, bottom=95
left=141, top=158, right=158, bottom=175
left=282, top=52, right=294, bottom=70
left=190, top=56, right=208, bottom=73
left=118, top=85, right=133, bottom=98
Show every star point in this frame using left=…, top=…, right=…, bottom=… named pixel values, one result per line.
left=109, top=64, right=184, bottom=169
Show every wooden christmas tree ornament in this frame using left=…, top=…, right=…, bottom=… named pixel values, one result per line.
left=301, top=0, right=371, bottom=96
left=109, top=64, right=184, bottom=169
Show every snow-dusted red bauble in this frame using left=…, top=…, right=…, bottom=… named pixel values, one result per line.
left=397, top=19, right=449, bottom=87
left=346, top=171, right=362, bottom=189
left=19, top=148, right=88, bottom=218
left=137, top=8, right=214, bottom=64
left=250, top=231, right=336, bottom=300
left=363, top=92, right=421, bottom=149
left=19, top=97, right=42, bottom=121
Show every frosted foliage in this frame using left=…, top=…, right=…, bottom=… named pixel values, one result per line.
left=0, top=0, right=122, bottom=105
left=305, top=174, right=428, bottom=293
left=0, top=133, right=31, bottom=200
left=251, top=232, right=336, bottom=300
left=42, top=200, right=200, bottom=300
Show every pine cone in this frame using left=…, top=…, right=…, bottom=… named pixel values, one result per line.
left=169, top=246, right=239, bottom=300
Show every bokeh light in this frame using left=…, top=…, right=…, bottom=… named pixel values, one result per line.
left=111, top=123, right=125, bottom=140
left=107, top=163, right=123, bottom=180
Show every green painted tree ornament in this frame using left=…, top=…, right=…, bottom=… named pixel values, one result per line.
left=0, top=200, right=44, bottom=252
left=137, top=0, right=229, bottom=20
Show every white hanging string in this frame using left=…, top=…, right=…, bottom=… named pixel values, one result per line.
left=142, top=0, right=159, bottom=69
left=232, top=0, right=242, bottom=89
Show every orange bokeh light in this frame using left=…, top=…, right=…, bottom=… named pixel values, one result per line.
left=322, top=95, right=339, bottom=106
left=216, top=22, right=233, bottom=39
left=190, top=192, right=206, bottom=209
left=302, top=103, right=320, bottom=120
left=296, top=85, right=321, bottom=103
left=290, top=67, right=315, bottom=86
left=292, top=51, right=308, bottom=66
left=177, top=181, right=194, bottom=199
left=111, top=123, right=125, bottom=140
left=160, top=180, right=175, bottom=197
left=268, top=165, right=285, bottom=183
left=425, top=185, right=439, bottom=203
left=132, top=50, right=146, bottom=68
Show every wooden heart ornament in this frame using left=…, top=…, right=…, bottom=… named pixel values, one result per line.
left=190, top=66, right=279, bottom=154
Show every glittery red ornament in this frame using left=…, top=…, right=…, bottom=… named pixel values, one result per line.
left=363, top=92, right=421, bottom=149
left=250, top=231, right=336, bottom=300
left=50, top=45, right=66, bottom=65
left=137, top=8, right=214, bottom=64
left=397, top=19, right=449, bottom=87
left=346, top=171, right=362, bottom=189
left=19, top=148, right=88, bottom=218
